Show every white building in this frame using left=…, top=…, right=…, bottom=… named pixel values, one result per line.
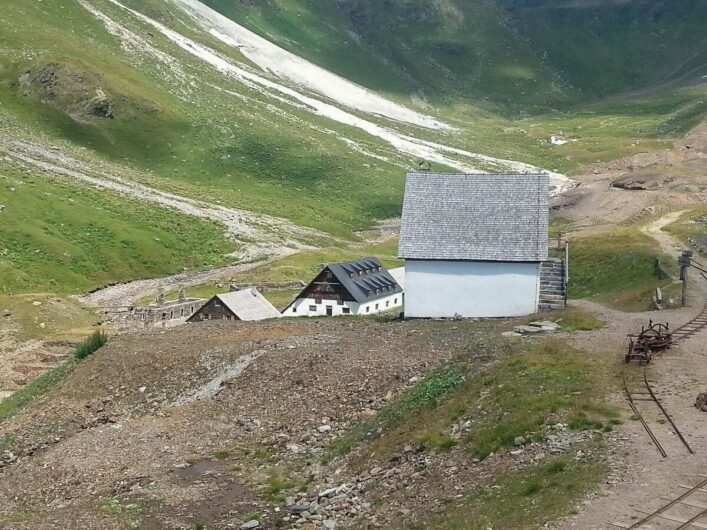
left=398, top=172, right=550, bottom=318
left=282, top=257, right=404, bottom=317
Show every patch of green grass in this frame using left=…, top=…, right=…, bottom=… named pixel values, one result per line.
left=415, top=430, right=458, bottom=452
left=0, top=173, right=236, bottom=295
left=664, top=207, right=707, bottom=256
left=0, top=359, right=78, bottom=424
left=333, top=338, right=617, bottom=466
left=74, top=329, right=108, bottom=360
left=260, top=473, right=294, bottom=502
left=212, top=450, right=232, bottom=460
left=413, top=450, right=606, bottom=530
left=554, top=310, right=605, bottom=332
left=324, top=364, right=466, bottom=462
left=569, top=229, right=671, bottom=311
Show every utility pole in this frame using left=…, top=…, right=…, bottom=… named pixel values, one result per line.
left=678, top=250, right=693, bottom=307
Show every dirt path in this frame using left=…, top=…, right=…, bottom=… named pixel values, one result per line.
left=557, top=213, right=707, bottom=529
left=641, top=210, right=690, bottom=257
left=0, top=135, right=329, bottom=262
left=76, top=253, right=294, bottom=308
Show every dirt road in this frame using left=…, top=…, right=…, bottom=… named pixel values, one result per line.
left=557, top=215, right=707, bottom=529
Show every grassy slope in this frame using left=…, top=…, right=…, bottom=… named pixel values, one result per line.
left=0, top=169, right=235, bottom=294
left=200, top=0, right=707, bottom=176
left=325, top=334, right=617, bottom=528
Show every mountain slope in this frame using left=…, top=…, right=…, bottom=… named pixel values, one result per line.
left=0, top=0, right=705, bottom=295
left=202, top=0, right=707, bottom=106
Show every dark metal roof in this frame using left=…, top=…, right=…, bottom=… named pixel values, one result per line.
left=327, top=257, right=403, bottom=304
left=398, top=172, right=549, bottom=262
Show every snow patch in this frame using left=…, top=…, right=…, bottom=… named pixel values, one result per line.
left=171, top=0, right=452, bottom=131
left=550, top=135, right=568, bottom=146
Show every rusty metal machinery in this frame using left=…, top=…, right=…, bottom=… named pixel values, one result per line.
left=626, top=320, right=672, bottom=364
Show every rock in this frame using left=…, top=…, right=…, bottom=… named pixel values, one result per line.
left=32, top=301, right=42, bottom=307
left=323, top=520, right=337, bottom=529
left=318, top=425, right=332, bottom=433
left=239, top=520, right=260, bottom=530
left=528, top=321, right=560, bottom=331
left=285, top=496, right=295, bottom=507
left=514, top=436, right=526, bottom=446
left=3, top=310, right=11, bottom=317
left=695, top=392, right=707, bottom=412
left=513, top=325, right=542, bottom=335
left=369, top=466, right=383, bottom=476
left=501, top=331, right=522, bottom=337
left=291, top=503, right=309, bottom=514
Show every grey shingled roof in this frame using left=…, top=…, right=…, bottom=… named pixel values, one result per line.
left=398, top=172, right=549, bottom=262
left=328, top=257, right=403, bottom=304
left=216, top=289, right=281, bottom=321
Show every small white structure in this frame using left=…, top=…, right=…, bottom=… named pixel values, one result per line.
left=188, top=288, right=281, bottom=322
left=282, top=257, right=403, bottom=317
left=398, top=172, right=549, bottom=318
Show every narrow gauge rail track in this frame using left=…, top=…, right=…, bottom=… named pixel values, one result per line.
left=623, top=369, right=693, bottom=458
left=672, top=302, right=707, bottom=343
left=614, top=475, right=707, bottom=529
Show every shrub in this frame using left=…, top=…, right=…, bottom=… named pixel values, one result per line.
left=74, top=330, right=108, bottom=360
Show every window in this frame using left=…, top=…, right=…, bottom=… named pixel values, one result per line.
left=394, top=298, right=398, bottom=304
left=386, top=301, right=389, bottom=307
left=375, top=303, right=379, bottom=310
left=309, top=305, right=317, bottom=312
left=342, top=307, right=351, bottom=314
left=337, top=300, right=344, bottom=305
left=366, top=306, right=370, bottom=313
left=292, top=307, right=297, bottom=313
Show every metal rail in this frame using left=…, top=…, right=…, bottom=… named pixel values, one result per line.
left=626, top=477, right=707, bottom=529
left=623, top=374, right=667, bottom=458
left=676, top=508, right=707, bottom=529
left=673, top=302, right=707, bottom=343
left=643, top=369, right=694, bottom=454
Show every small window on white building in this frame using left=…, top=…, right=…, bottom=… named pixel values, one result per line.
left=309, top=305, right=317, bottom=312
left=386, top=301, right=389, bottom=307
left=292, top=307, right=297, bottom=313
left=394, top=298, right=398, bottom=304
left=342, top=307, right=351, bottom=314
left=366, top=306, right=370, bottom=313
left=375, top=303, right=379, bottom=310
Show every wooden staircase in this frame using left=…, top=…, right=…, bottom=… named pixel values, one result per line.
left=539, top=259, right=567, bottom=310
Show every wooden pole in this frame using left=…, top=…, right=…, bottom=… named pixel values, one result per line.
left=679, top=251, right=693, bottom=307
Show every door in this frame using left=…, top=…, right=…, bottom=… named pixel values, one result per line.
left=326, top=306, right=333, bottom=316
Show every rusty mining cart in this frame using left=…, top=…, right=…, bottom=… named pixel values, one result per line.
left=626, top=320, right=672, bottom=364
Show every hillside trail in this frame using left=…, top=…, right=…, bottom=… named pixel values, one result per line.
left=641, top=210, right=690, bottom=257
left=0, top=135, right=333, bottom=308
left=558, top=212, right=707, bottom=530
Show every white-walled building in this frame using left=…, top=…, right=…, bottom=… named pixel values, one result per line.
left=398, top=172, right=549, bottom=318
left=282, top=257, right=404, bottom=317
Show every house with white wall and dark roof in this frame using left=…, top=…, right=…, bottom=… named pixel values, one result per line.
left=398, top=172, right=551, bottom=318
left=282, top=258, right=404, bottom=317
